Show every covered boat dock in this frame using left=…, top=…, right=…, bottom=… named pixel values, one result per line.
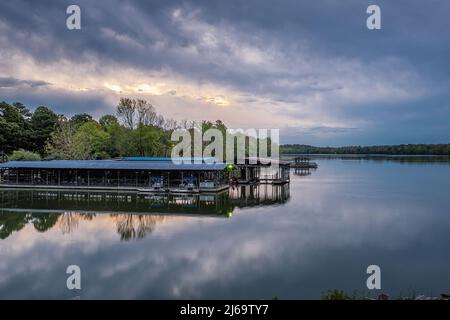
left=0, top=158, right=231, bottom=193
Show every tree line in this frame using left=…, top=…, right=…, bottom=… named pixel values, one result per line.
left=281, top=144, right=450, bottom=156
left=0, top=98, right=227, bottom=161
left=4, top=99, right=446, bottom=160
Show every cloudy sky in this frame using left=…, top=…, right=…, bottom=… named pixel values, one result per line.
left=0, top=0, right=449, bottom=145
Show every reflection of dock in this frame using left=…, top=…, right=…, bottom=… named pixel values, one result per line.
left=290, top=157, right=317, bottom=176
left=229, top=184, right=290, bottom=207
left=290, top=157, right=318, bottom=169
left=0, top=186, right=290, bottom=217
left=0, top=186, right=291, bottom=241
left=293, top=168, right=313, bottom=176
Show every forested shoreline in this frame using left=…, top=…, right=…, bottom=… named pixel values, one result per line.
left=0, top=98, right=227, bottom=161
left=1, top=99, right=449, bottom=161
left=281, top=144, right=450, bottom=156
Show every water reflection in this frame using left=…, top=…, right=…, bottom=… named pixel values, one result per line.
left=0, top=185, right=289, bottom=241
left=0, top=211, right=60, bottom=239
left=1, top=159, right=449, bottom=299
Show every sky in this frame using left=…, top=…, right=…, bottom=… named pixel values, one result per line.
left=0, top=0, right=449, bottom=146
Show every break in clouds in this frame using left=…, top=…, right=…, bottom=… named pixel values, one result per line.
left=0, top=0, right=449, bottom=145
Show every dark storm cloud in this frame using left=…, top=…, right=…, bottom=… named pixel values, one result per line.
left=4, top=0, right=444, bottom=78
left=0, top=0, right=449, bottom=144
left=0, top=77, right=50, bottom=88
left=0, top=87, right=113, bottom=118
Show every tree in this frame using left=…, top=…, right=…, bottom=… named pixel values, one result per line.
left=73, top=121, right=110, bottom=159
left=70, top=113, right=93, bottom=129
left=0, top=101, right=33, bottom=153
left=103, top=117, right=133, bottom=157
left=9, top=149, right=41, bottom=161
left=136, top=99, right=157, bottom=126
left=117, top=98, right=136, bottom=129
left=0, top=117, right=18, bottom=153
left=131, top=124, right=165, bottom=157
left=163, top=118, right=178, bottom=131
left=12, top=102, right=32, bottom=119
left=30, top=106, right=58, bottom=155
left=99, top=114, right=119, bottom=130
left=46, top=117, right=78, bottom=159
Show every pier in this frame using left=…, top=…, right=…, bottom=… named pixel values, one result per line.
left=234, top=157, right=291, bottom=185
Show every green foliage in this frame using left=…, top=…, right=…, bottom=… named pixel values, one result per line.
left=131, top=124, right=165, bottom=157
left=73, top=121, right=110, bottom=159
left=99, top=114, right=119, bottom=130
left=30, top=106, right=58, bottom=154
left=0, top=101, right=33, bottom=153
left=9, top=149, right=41, bottom=161
left=70, top=113, right=93, bottom=129
left=45, top=118, right=78, bottom=159
left=103, top=118, right=132, bottom=157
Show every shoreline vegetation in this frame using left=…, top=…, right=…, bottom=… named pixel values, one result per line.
left=281, top=144, right=450, bottom=156
left=320, top=289, right=450, bottom=300
left=1, top=98, right=275, bottom=162
left=1, top=99, right=449, bottom=162
left=0, top=99, right=227, bottom=161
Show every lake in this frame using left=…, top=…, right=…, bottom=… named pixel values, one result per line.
left=1, top=157, right=450, bottom=299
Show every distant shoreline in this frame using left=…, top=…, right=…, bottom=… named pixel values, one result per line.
left=281, top=144, right=450, bottom=156
left=281, top=153, right=450, bottom=157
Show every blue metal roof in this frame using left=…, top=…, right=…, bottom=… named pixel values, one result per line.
left=0, top=160, right=228, bottom=171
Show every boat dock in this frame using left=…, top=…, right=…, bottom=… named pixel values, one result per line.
left=0, top=156, right=295, bottom=193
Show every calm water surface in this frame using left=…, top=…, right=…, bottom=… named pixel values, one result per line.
left=1, top=158, right=450, bottom=299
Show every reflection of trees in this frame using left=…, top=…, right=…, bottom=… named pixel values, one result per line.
left=58, top=212, right=80, bottom=234
left=0, top=212, right=99, bottom=239
left=0, top=213, right=28, bottom=239
left=0, top=212, right=60, bottom=239
left=58, top=212, right=96, bottom=234
left=32, top=213, right=59, bottom=232
left=0, top=211, right=167, bottom=241
left=112, top=214, right=166, bottom=241
left=57, top=212, right=168, bottom=240
left=0, top=186, right=291, bottom=241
